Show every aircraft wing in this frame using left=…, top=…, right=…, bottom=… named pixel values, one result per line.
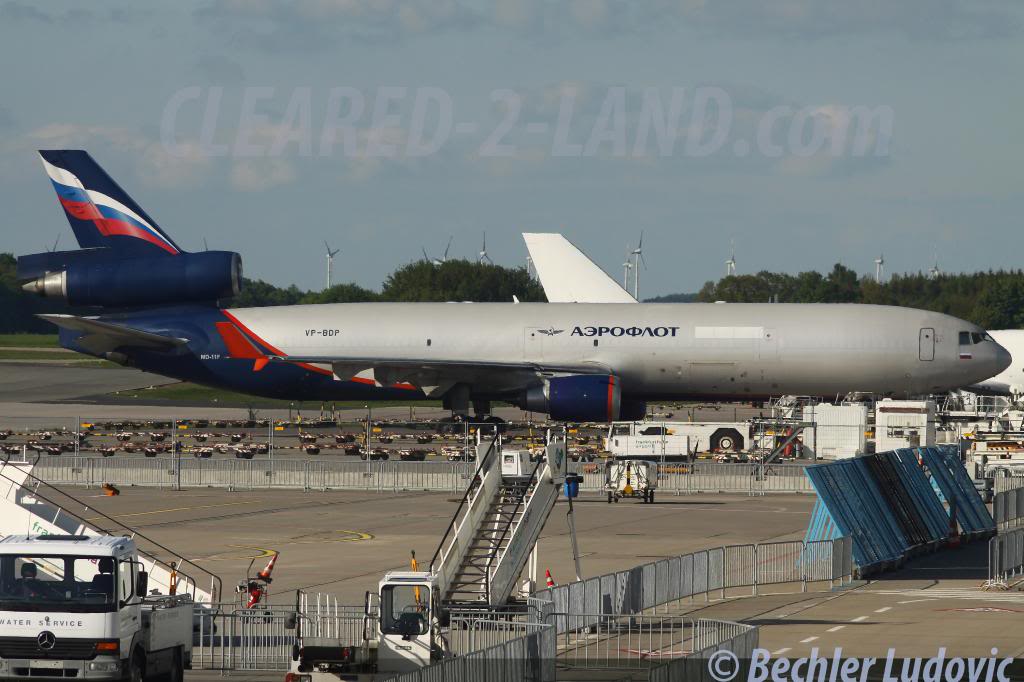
left=278, top=355, right=612, bottom=396
left=38, top=314, right=188, bottom=355
left=523, top=233, right=637, bottom=303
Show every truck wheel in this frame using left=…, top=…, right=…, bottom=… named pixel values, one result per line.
left=166, top=647, right=184, bottom=682
left=126, top=653, right=144, bottom=682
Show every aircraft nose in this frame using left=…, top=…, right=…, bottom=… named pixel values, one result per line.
left=993, top=341, right=1013, bottom=375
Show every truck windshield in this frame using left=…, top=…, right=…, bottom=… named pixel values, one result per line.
left=380, top=585, right=429, bottom=636
left=0, top=554, right=118, bottom=613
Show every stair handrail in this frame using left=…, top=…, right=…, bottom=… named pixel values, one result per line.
left=484, top=455, right=548, bottom=601
left=0, top=454, right=222, bottom=603
left=429, top=430, right=501, bottom=572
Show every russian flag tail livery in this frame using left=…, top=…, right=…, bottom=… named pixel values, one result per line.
left=38, top=150, right=181, bottom=256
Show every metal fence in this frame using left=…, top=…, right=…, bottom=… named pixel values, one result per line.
left=993, top=476, right=1024, bottom=494
left=192, top=606, right=296, bottom=672
left=648, top=621, right=760, bottom=682
left=993, top=487, right=1024, bottom=531
left=987, top=529, right=1024, bottom=589
left=186, top=537, right=844, bottom=674
left=383, top=613, right=757, bottom=682
left=539, top=538, right=853, bottom=634
left=28, top=455, right=816, bottom=495
left=191, top=600, right=368, bottom=672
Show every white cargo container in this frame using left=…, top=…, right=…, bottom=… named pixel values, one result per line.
left=801, top=404, right=868, bottom=460
left=874, top=399, right=936, bottom=451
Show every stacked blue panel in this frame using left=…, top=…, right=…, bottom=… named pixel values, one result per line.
left=804, top=458, right=908, bottom=570
left=917, top=447, right=995, bottom=534
left=889, top=449, right=950, bottom=544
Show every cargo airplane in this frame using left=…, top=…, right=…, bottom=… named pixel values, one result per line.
left=19, top=151, right=1011, bottom=422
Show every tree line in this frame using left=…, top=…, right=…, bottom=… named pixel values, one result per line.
left=0, top=254, right=546, bottom=333
left=682, top=264, right=1024, bottom=329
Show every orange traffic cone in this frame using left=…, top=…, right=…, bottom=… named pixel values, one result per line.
left=545, top=569, right=556, bottom=588
left=257, top=552, right=279, bottom=582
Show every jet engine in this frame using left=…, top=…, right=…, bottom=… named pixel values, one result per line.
left=20, top=250, right=242, bottom=308
left=521, top=374, right=646, bottom=422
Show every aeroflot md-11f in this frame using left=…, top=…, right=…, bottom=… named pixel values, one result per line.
left=18, top=151, right=1011, bottom=421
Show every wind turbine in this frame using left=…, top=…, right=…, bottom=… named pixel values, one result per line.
left=46, top=234, right=61, bottom=252
left=478, top=232, right=492, bottom=264
left=725, top=238, right=736, bottom=277
left=423, top=236, right=454, bottom=265
left=874, top=253, right=885, bottom=283
left=928, top=252, right=941, bottom=279
left=324, top=241, right=340, bottom=289
left=630, top=231, right=647, bottom=299
left=622, top=244, right=633, bottom=290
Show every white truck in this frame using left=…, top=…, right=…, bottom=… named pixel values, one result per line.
left=0, top=534, right=193, bottom=682
left=605, top=421, right=750, bottom=458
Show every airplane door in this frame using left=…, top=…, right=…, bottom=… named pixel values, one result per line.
left=919, top=328, right=935, bottom=361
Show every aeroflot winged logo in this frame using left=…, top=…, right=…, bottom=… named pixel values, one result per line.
left=537, top=327, right=564, bottom=336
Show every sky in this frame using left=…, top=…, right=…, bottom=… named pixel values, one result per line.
left=1, top=0, right=1022, bottom=298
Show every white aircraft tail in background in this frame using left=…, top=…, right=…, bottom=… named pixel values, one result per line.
left=522, top=233, right=637, bottom=304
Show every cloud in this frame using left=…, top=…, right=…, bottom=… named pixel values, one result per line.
left=14, top=123, right=213, bottom=190
left=192, top=55, right=246, bottom=84
left=195, top=0, right=481, bottom=49
left=0, top=1, right=148, bottom=26
left=678, top=0, right=1021, bottom=40
left=486, top=0, right=1020, bottom=41
left=229, top=158, right=296, bottom=191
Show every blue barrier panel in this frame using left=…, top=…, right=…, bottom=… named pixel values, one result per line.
left=805, top=459, right=906, bottom=570
left=889, top=450, right=950, bottom=544
left=805, top=448, right=993, bottom=574
left=917, top=447, right=995, bottom=534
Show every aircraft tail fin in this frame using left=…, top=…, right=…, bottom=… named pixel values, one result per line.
left=523, top=233, right=637, bottom=303
left=38, top=150, right=182, bottom=256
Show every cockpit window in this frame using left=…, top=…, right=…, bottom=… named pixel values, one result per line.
left=960, top=331, right=993, bottom=345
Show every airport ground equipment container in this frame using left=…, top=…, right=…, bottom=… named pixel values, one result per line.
left=875, top=399, right=936, bottom=452
left=604, top=459, right=658, bottom=503
left=801, top=403, right=867, bottom=459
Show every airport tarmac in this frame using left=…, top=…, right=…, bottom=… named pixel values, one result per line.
left=70, top=485, right=1015, bottom=681
left=65, top=487, right=813, bottom=606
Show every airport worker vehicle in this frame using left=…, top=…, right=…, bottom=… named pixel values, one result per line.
left=0, top=534, right=192, bottom=682
left=604, top=459, right=659, bottom=503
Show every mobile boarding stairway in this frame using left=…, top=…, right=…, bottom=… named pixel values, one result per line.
left=431, top=431, right=568, bottom=609
left=0, top=455, right=220, bottom=602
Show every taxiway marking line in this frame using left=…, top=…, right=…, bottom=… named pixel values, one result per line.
left=86, top=500, right=257, bottom=520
